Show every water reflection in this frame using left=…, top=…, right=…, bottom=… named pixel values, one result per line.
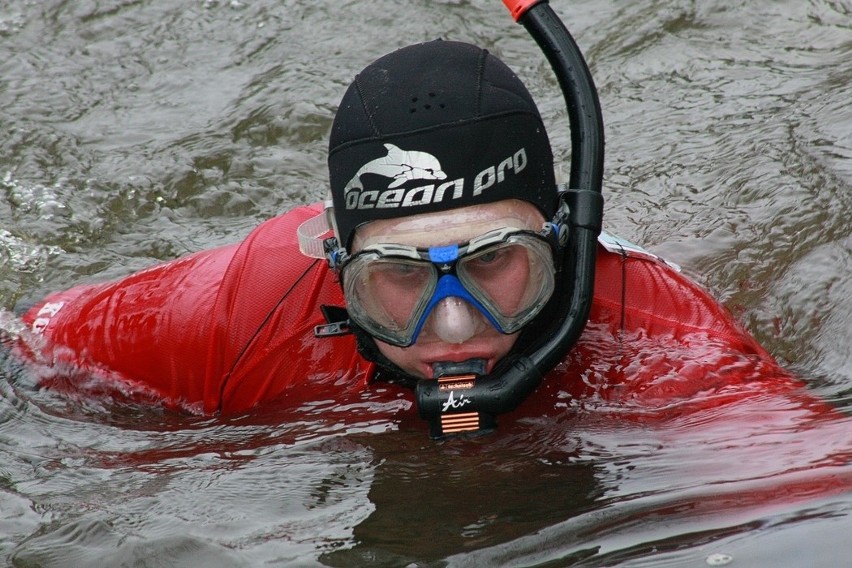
left=1, top=336, right=850, bottom=565
left=322, top=433, right=599, bottom=566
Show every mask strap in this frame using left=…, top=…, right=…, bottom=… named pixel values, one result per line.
left=297, top=200, right=336, bottom=259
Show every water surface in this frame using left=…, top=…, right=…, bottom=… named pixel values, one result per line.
left=1, top=0, right=850, bottom=566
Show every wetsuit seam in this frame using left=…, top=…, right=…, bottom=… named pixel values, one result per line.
left=618, top=245, right=628, bottom=337
left=217, top=258, right=323, bottom=412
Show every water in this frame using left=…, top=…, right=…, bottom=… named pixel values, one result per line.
left=1, top=0, right=850, bottom=566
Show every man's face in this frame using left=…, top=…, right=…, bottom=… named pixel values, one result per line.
left=349, top=199, right=547, bottom=379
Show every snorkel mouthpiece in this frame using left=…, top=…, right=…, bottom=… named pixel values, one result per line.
left=419, top=359, right=496, bottom=438
left=432, top=360, right=487, bottom=377
left=418, top=357, right=544, bottom=439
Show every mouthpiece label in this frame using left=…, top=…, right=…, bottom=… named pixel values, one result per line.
left=437, top=375, right=476, bottom=391
left=440, top=412, right=480, bottom=434
left=436, top=374, right=478, bottom=432
left=441, top=391, right=472, bottom=413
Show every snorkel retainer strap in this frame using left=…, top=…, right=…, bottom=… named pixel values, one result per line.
left=415, top=0, right=605, bottom=439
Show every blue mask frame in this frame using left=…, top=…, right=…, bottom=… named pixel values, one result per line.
left=408, top=244, right=507, bottom=343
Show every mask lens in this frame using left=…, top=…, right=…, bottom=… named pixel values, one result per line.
left=343, top=254, right=436, bottom=341
left=458, top=235, right=555, bottom=332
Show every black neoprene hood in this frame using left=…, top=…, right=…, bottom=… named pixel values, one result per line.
left=327, top=39, right=558, bottom=250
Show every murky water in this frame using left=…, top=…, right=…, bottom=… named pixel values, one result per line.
left=1, top=0, right=850, bottom=566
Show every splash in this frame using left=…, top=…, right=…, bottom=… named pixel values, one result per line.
left=0, top=228, right=63, bottom=275
left=0, top=172, right=65, bottom=275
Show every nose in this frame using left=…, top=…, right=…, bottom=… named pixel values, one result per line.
left=427, top=297, right=482, bottom=344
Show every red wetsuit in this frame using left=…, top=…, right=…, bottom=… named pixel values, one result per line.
left=18, top=203, right=806, bottom=416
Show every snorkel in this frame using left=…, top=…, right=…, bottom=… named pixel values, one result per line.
left=415, top=0, right=605, bottom=438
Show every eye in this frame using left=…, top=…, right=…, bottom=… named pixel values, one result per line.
left=476, top=250, right=499, bottom=264
left=388, top=263, right=420, bottom=275
left=470, top=247, right=508, bottom=266
left=371, top=260, right=431, bottom=284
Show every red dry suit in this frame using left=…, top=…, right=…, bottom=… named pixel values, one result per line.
left=19, top=202, right=800, bottom=416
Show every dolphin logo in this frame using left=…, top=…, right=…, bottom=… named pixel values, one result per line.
left=344, top=143, right=447, bottom=195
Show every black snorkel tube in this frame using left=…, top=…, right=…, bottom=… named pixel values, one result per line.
left=415, top=0, right=605, bottom=439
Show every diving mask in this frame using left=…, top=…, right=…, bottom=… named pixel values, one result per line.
left=336, top=225, right=558, bottom=347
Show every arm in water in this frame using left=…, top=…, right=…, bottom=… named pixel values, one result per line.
left=18, top=203, right=374, bottom=414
